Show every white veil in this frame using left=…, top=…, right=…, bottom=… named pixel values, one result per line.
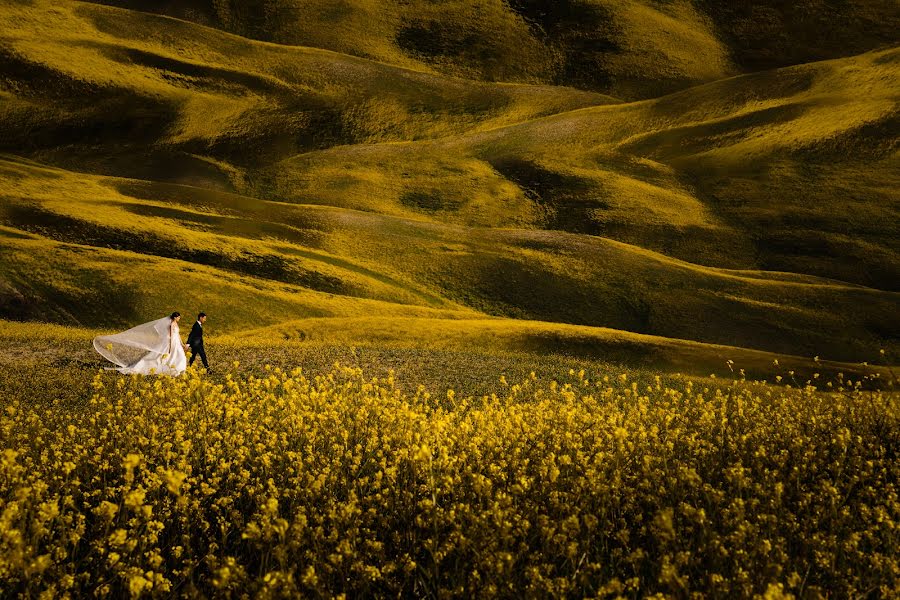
left=93, top=317, right=174, bottom=370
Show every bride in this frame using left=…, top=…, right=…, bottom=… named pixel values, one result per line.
left=93, top=312, right=189, bottom=375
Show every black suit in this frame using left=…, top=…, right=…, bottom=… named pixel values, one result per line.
left=186, top=321, right=209, bottom=369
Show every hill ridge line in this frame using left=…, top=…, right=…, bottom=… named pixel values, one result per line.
left=2, top=154, right=891, bottom=296
left=270, top=44, right=900, bottom=163
left=236, top=315, right=896, bottom=375
left=69, top=0, right=620, bottom=102
left=69, top=0, right=900, bottom=105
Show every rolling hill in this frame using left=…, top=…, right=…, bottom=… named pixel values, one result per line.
left=262, top=47, right=900, bottom=290
left=83, top=0, right=900, bottom=99
left=1, top=0, right=898, bottom=373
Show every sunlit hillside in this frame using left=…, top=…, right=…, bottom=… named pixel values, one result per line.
left=267, top=48, right=900, bottom=290
left=85, top=0, right=900, bottom=99
left=2, top=155, right=898, bottom=363
left=1, top=0, right=898, bottom=372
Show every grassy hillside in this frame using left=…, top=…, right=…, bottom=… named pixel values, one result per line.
left=264, top=48, right=900, bottom=291
left=84, top=0, right=900, bottom=99
left=0, top=318, right=892, bottom=403
left=0, top=0, right=897, bottom=369
left=1, top=157, right=897, bottom=363
left=82, top=0, right=736, bottom=98
left=0, top=1, right=614, bottom=180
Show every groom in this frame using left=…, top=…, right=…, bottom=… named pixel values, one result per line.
left=187, top=312, right=210, bottom=372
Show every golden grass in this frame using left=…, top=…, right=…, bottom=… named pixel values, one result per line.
left=0, top=319, right=662, bottom=398
left=0, top=232, right=481, bottom=332
left=235, top=316, right=895, bottom=385
left=261, top=47, right=899, bottom=292
left=81, top=0, right=900, bottom=99
left=2, top=154, right=898, bottom=362
left=73, top=0, right=736, bottom=98
left=0, top=0, right=616, bottom=155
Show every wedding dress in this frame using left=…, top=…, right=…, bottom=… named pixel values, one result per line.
left=93, top=316, right=187, bottom=375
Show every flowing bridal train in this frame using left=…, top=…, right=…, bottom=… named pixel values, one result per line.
left=93, top=312, right=188, bottom=375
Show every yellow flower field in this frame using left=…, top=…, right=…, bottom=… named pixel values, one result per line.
left=0, top=363, right=897, bottom=598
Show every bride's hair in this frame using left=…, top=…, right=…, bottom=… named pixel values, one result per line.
left=170, top=311, right=181, bottom=319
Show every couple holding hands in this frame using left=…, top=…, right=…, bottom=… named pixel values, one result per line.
left=94, top=311, right=210, bottom=376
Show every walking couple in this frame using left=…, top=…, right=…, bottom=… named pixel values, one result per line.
left=93, top=312, right=211, bottom=376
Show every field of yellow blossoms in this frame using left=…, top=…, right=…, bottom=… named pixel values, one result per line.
left=1, top=362, right=897, bottom=598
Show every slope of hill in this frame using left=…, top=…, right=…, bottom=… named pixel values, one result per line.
left=235, top=316, right=894, bottom=384
left=81, top=0, right=736, bottom=98
left=1, top=0, right=898, bottom=370
left=263, top=47, right=900, bottom=290
left=83, top=0, right=900, bottom=99
left=1, top=156, right=897, bottom=362
left=0, top=1, right=614, bottom=182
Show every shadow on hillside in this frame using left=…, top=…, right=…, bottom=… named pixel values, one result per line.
left=86, top=42, right=296, bottom=97
left=618, top=102, right=809, bottom=160
left=34, top=147, right=236, bottom=191
left=0, top=246, right=144, bottom=328
left=2, top=203, right=350, bottom=295
left=111, top=180, right=332, bottom=237
left=694, top=0, right=900, bottom=72
left=487, top=156, right=608, bottom=234
left=0, top=50, right=179, bottom=150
